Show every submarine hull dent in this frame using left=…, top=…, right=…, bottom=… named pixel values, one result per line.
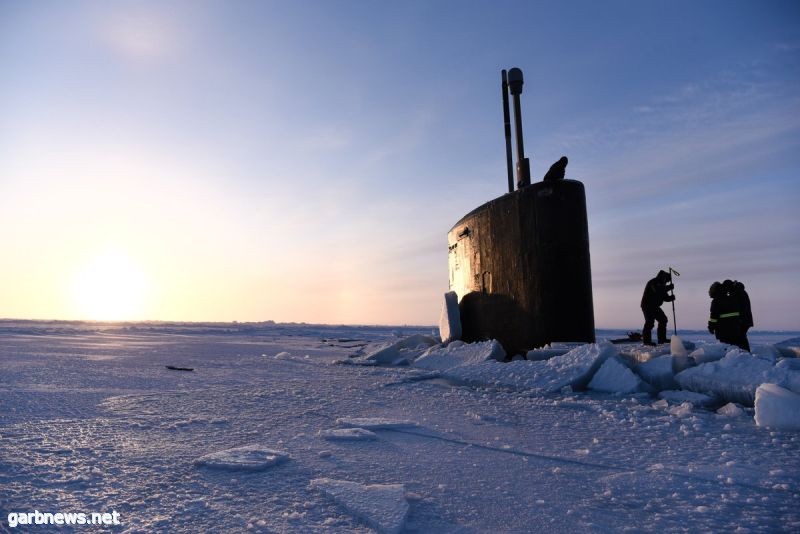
left=447, top=179, right=595, bottom=355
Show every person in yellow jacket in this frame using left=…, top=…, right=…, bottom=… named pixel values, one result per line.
left=708, top=280, right=744, bottom=349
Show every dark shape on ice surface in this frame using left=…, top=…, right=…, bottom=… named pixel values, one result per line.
left=610, top=331, right=642, bottom=344
left=543, top=156, right=568, bottom=181
left=166, top=365, right=194, bottom=371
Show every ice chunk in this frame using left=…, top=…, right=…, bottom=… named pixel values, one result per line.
left=717, top=403, right=744, bottom=417
left=659, top=390, right=716, bottom=408
left=194, top=445, right=289, bottom=471
left=636, top=355, right=678, bottom=391
left=676, top=350, right=800, bottom=405
left=588, top=356, right=645, bottom=394
left=624, top=344, right=670, bottom=363
left=775, top=337, right=800, bottom=358
left=525, top=348, right=570, bottom=361
left=776, top=358, right=800, bottom=371
left=310, top=478, right=409, bottom=534
left=752, top=344, right=780, bottom=362
left=670, top=336, right=688, bottom=358
left=689, top=343, right=731, bottom=365
left=413, top=339, right=505, bottom=371
left=444, top=342, right=618, bottom=394
left=335, top=417, right=419, bottom=430
left=668, top=401, right=693, bottom=417
left=439, top=291, right=461, bottom=344
left=319, top=428, right=379, bottom=441
left=754, top=384, right=800, bottom=430
left=363, top=334, right=438, bottom=365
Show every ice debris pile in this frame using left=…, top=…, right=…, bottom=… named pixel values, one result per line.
left=356, top=335, right=800, bottom=431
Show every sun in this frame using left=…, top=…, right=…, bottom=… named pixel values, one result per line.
left=71, top=249, right=150, bottom=321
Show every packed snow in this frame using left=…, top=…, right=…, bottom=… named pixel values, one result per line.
left=1, top=320, right=799, bottom=532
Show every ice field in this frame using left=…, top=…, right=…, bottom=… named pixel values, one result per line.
left=1, top=321, right=799, bottom=532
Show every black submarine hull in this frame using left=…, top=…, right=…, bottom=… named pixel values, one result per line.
left=447, top=179, right=595, bottom=355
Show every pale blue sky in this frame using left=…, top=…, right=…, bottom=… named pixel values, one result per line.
left=1, top=1, right=798, bottom=328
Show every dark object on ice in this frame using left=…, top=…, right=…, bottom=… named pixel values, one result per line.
left=543, top=157, right=568, bottom=181
left=610, top=331, right=642, bottom=344
left=640, top=270, right=674, bottom=345
left=507, top=67, right=531, bottom=189
left=166, top=365, right=194, bottom=371
left=446, top=68, right=594, bottom=355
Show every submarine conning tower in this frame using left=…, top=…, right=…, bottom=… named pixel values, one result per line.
left=446, top=68, right=595, bottom=355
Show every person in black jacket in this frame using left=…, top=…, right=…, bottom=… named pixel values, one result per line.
left=640, top=270, right=675, bottom=345
left=708, top=280, right=744, bottom=348
left=732, top=280, right=753, bottom=351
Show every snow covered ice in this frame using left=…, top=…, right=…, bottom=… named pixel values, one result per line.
left=310, top=478, right=409, bottom=534
left=413, top=339, right=505, bottom=371
left=194, top=445, right=290, bottom=471
left=319, top=428, right=379, bottom=441
left=1, top=321, right=799, bottom=532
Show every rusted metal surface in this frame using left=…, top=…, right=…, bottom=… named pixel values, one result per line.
left=447, top=179, right=595, bottom=354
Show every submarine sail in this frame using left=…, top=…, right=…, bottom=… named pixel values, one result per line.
left=447, top=68, right=595, bottom=355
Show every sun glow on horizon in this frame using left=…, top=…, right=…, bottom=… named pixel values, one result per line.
left=70, top=249, right=151, bottom=321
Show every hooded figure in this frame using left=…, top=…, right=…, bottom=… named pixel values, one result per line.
left=708, top=280, right=744, bottom=348
left=543, top=156, right=568, bottom=181
left=640, top=270, right=675, bottom=345
left=732, top=280, right=752, bottom=351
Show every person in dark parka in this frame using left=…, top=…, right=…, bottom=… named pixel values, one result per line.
left=543, top=156, right=568, bottom=181
left=640, top=270, right=675, bottom=345
left=732, top=280, right=753, bottom=351
left=708, top=280, right=744, bottom=348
